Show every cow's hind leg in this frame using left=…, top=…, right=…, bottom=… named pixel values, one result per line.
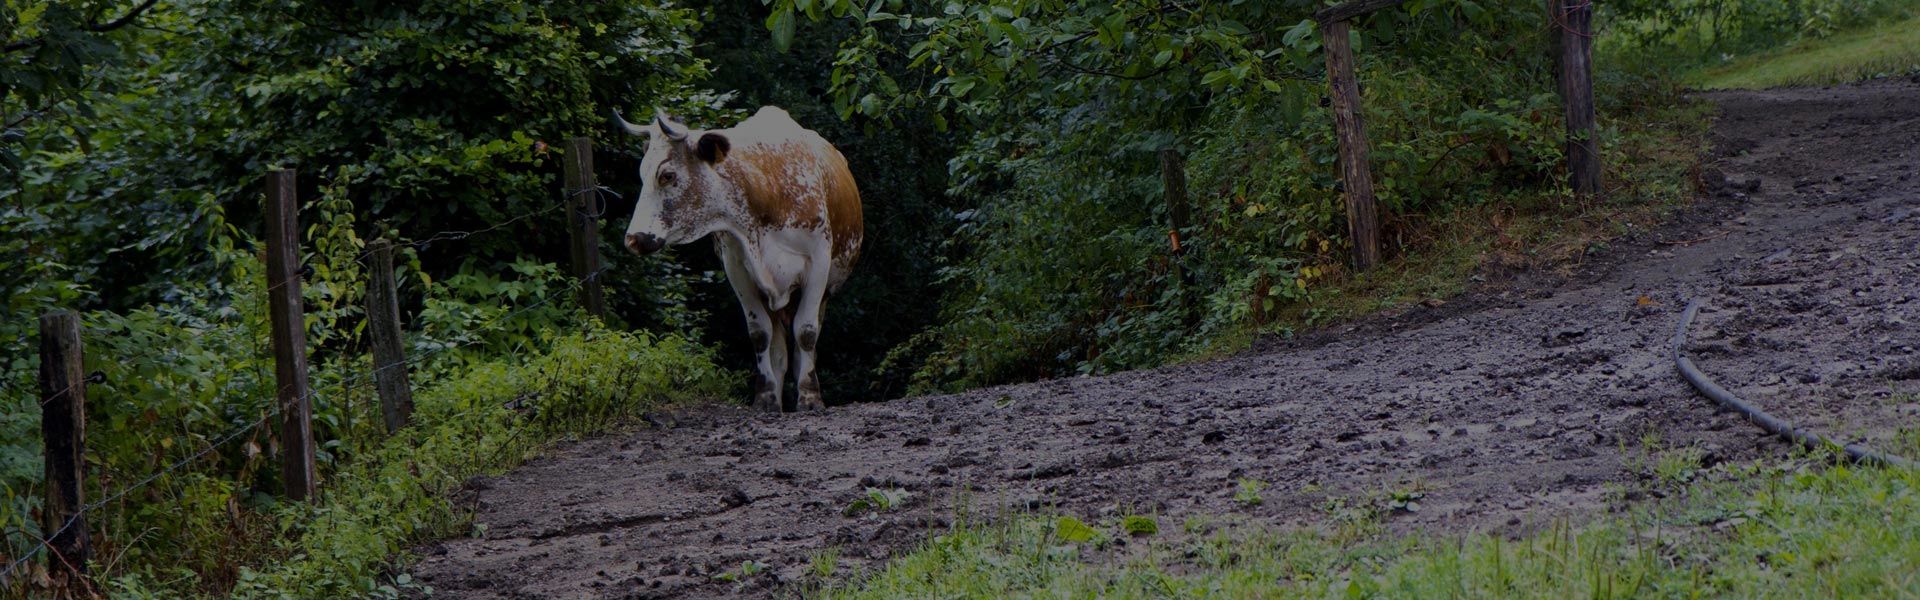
left=743, top=300, right=785, bottom=413
left=771, top=307, right=793, bottom=411
left=791, top=275, right=830, bottom=412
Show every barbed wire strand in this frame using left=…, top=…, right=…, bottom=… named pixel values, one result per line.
left=1, top=266, right=613, bottom=584
left=354, top=184, right=622, bottom=262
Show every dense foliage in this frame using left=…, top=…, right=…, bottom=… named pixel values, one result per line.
left=3, top=0, right=738, bottom=594
left=766, top=0, right=1609, bottom=390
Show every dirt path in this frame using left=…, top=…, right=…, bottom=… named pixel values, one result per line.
left=405, top=81, right=1920, bottom=599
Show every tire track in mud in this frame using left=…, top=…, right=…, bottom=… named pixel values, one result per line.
left=407, top=80, right=1920, bottom=599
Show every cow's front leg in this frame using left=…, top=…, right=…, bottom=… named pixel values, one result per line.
left=720, top=237, right=785, bottom=413
left=791, top=265, right=831, bottom=411
left=745, top=311, right=786, bottom=413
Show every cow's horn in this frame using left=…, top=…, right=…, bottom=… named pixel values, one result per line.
left=612, top=109, right=648, bottom=137
left=655, top=109, right=687, bottom=142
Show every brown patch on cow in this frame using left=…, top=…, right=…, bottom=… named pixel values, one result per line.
left=663, top=107, right=865, bottom=289
left=725, top=149, right=823, bottom=232
left=820, top=148, right=863, bottom=265
left=721, top=141, right=863, bottom=268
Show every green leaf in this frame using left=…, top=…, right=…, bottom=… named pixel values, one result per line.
left=1055, top=516, right=1095, bottom=543
left=1122, top=515, right=1159, bottom=535
left=768, top=8, right=797, bottom=54
left=1282, top=19, right=1315, bottom=48
left=949, top=75, right=977, bottom=98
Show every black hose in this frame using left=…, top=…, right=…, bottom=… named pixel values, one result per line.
left=1673, top=299, right=1916, bottom=469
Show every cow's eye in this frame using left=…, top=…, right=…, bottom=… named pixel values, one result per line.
left=658, top=171, right=677, bottom=186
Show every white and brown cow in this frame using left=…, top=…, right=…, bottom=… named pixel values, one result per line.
left=616, top=107, right=862, bottom=412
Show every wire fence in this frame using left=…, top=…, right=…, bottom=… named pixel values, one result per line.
left=2, top=174, right=624, bottom=585
left=1, top=263, right=613, bottom=583
left=348, top=184, right=620, bottom=263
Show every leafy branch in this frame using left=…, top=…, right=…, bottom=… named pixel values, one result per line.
left=2, top=0, right=163, bottom=53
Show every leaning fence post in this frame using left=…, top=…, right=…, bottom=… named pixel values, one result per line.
left=38, top=311, right=91, bottom=587
left=364, top=239, right=414, bottom=434
left=1320, top=16, right=1384, bottom=271
left=264, top=169, right=316, bottom=501
left=563, top=137, right=607, bottom=318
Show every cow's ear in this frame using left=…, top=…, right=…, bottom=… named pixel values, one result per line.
left=695, top=133, right=730, bottom=163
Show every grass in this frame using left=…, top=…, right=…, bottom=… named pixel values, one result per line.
left=1692, top=11, right=1920, bottom=89
left=813, top=453, right=1920, bottom=598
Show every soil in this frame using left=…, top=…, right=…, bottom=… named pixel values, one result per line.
left=405, top=80, right=1920, bottom=599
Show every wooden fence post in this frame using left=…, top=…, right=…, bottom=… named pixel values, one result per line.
left=1159, top=148, right=1191, bottom=248
left=38, top=311, right=90, bottom=587
left=1557, top=0, right=1602, bottom=198
left=264, top=169, right=316, bottom=501
left=563, top=137, right=606, bottom=318
left=1159, top=148, right=1193, bottom=285
left=1321, top=17, right=1383, bottom=271
left=364, top=239, right=413, bottom=434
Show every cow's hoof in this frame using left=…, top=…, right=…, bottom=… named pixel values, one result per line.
left=753, top=393, right=782, bottom=413
left=797, top=375, right=824, bottom=411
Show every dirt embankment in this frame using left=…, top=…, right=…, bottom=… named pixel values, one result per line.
left=405, top=80, right=1920, bottom=599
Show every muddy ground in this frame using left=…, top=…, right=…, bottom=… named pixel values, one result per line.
left=405, top=80, right=1920, bottom=599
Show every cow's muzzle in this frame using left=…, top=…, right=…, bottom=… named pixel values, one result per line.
left=625, top=232, right=665, bottom=254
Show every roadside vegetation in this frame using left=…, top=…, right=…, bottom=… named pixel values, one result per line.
left=1691, top=11, right=1920, bottom=89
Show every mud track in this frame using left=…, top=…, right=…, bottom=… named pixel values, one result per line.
left=407, top=81, right=1920, bottom=599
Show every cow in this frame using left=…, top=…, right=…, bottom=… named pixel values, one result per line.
left=614, top=107, right=863, bottom=413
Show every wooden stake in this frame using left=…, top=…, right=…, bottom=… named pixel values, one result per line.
left=364, top=239, right=414, bottom=434
left=264, top=169, right=316, bottom=501
left=1159, top=148, right=1191, bottom=244
left=1322, top=18, right=1383, bottom=271
left=1558, top=0, right=1602, bottom=198
left=563, top=137, right=606, bottom=318
left=38, top=311, right=90, bottom=586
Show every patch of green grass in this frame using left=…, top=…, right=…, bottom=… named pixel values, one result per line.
left=1120, top=515, right=1158, bottom=536
left=807, top=547, right=840, bottom=579
left=817, top=455, right=1920, bottom=599
left=1693, top=12, right=1920, bottom=89
left=1234, top=478, right=1269, bottom=506
left=843, top=487, right=914, bottom=517
left=126, top=327, right=733, bottom=599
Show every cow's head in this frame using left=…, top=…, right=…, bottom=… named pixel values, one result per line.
left=615, top=109, right=733, bottom=254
